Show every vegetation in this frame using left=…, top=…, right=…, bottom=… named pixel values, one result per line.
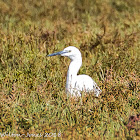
left=0, top=0, right=140, bottom=139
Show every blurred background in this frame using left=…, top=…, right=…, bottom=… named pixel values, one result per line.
left=0, top=0, right=140, bottom=139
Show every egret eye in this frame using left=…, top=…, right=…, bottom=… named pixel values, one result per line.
left=68, top=50, right=71, bottom=53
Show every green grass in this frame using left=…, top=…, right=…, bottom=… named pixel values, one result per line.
left=0, top=0, right=140, bottom=139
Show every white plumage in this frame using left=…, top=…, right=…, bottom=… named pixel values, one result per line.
left=48, top=46, right=102, bottom=97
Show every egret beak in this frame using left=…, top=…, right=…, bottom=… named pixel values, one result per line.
left=48, top=50, right=67, bottom=56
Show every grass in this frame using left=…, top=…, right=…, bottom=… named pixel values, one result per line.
left=0, top=0, right=140, bottom=139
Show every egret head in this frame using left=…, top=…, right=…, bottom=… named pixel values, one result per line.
left=48, top=46, right=82, bottom=61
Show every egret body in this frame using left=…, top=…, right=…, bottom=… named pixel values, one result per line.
left=48, top=46, right=101, bottom=97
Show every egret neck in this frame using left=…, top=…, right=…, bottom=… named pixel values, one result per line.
left=66, top=58, right=82, bottom=93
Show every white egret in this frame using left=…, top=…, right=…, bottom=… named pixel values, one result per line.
left=48, top=46, right=102, bottom=97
